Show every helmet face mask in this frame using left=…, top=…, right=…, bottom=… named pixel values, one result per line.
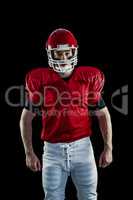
left=47, top=47, right=78, bottom=73
left=45, top=28, right=78, bottom=74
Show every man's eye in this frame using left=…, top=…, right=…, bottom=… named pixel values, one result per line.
left=57, top=53, right=62, bottom=56
left=66, top=53, right=72, bottom=57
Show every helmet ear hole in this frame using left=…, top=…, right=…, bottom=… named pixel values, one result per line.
left=51, top=50, right=55, bottom=59
left=72, top=48, right=78, bottom=57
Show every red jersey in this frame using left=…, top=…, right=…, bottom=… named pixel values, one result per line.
left=25, top=66, right=105, bottom=143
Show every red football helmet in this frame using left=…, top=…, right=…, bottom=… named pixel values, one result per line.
left=45, top=28, right=78, bottom=73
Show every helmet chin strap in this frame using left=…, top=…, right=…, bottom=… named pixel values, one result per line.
left=56, top=64, right=73, bottom=73
left=59, top=71, right=73, bottom=78
left=54, top=64, right=74, bottom=78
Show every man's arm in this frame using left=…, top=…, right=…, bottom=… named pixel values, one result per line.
left=94, top=106, right=113, bottom=168
left=19, top=108, right=41, bottom=171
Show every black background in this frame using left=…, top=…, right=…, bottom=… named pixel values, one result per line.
left=2, top=8, right=128, bottom=200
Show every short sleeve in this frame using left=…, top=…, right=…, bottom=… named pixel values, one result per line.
left=25, top=70, right=43, bottom=107
left=88, top=69, right=105, bottom=106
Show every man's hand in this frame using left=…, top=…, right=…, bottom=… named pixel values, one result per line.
left=99, top=147, right=113, bottom=168
left=26, top=152, right=42, bottom=172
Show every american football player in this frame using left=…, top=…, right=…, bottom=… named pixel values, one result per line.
left=20, top=28, right=113, bottom=200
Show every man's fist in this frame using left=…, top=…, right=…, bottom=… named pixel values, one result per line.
left=26, top=152, right=42, bottom=172
left=99, top=148, right=113, bottom=168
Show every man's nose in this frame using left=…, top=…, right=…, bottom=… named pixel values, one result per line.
left=61, top=53, right=67, bottom=60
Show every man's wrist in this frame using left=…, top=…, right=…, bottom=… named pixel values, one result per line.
left=25, top=149, right=34, bottom=156
left=104, top=143, right=113, bottom=151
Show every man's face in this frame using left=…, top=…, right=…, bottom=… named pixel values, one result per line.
left=53, top=49, right=74, bottom=78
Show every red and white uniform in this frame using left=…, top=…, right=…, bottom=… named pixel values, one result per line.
left=26, top=66, right=105, bottom=143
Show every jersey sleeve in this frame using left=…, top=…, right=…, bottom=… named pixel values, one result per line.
left=88, top=69, right=105, bottom=107
left=88, top=97, right=106, bottom=110
left=25, top=69, right=43, bottom=110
